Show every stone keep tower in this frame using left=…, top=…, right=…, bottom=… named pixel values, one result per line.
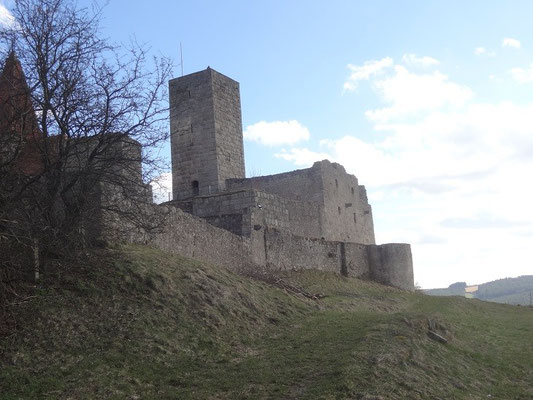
left=169, top=68, right=245, bottom=200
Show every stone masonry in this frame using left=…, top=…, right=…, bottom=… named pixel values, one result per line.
left=169, top=68, right=245, bottom=200
left=160, top=67, right=414, bottom=291
left=0, top=52, right=414, bottom=291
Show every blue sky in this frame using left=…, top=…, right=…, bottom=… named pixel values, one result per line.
left=2, top=0, right=533, bottom=288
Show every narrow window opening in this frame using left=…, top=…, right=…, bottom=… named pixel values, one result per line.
left=188, top=90, right=191, bottom=98
left=351, top=187, right=355, bottom=196
left=338, top=206, right=341, bottom=215
left=353, top=213, right=357, bottom=224
left=191, top=180, right=199, bottom=196
left=335, top=179, right=338, bottom=188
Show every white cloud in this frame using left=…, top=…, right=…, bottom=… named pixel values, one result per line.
left=0, top=3, right=14, bottom=27
left=274, top=147, right=331, bottom=167
left=509, top=63, right=533, bottom=84
left=244, top=120, right=310, bottom=146
left=312, top=101, right=533, bottom=288
left=502, top=37, right=521, bottom=48
left=365, top=66, right=474, bottom=122
left=274, top=58, right=533, bottom=287
left=402, top=54, right=439, bottom=68
left=474, top=47, right=495, bottom=56
left=150, top=172, right=172, bottom=204
left=343, top=57, right=393, bottom=91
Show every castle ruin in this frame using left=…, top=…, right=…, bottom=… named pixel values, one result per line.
left=156, top=68, right=415, bottom=291
left=0, top=52, right=414, bottom=291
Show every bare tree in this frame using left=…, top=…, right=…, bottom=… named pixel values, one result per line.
left=0, top=0, right=172, bottom=294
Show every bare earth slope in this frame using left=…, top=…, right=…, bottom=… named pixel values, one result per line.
left=1, top=245, right=532, bottom=399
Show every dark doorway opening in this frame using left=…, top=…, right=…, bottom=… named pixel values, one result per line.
left=191, top=180, right=199, bottom=196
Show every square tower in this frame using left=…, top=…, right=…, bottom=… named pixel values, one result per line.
left=169, top=68, right=245, bottom=200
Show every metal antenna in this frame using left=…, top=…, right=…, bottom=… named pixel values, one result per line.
left=180, top=42, right=184, bottom=76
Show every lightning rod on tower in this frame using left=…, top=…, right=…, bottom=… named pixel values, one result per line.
left=180, top=42, right=184, bottom=77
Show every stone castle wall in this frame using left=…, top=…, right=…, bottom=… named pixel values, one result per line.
left=192, top=190, right=255, bottom=236
left=227, top=165, right=325, bottom=203
left=100, top=203, right=414, bottom=291
left=171, top=188, right=322, bottom=239
left=100, top=67, right=414, bottom=292
left=227, top=160, right=375, bottom=244
left=151, top=206, right=252, bottom=271
left=317, top=161, right=375, bottom=244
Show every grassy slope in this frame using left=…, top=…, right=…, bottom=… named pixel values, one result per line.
left=1, top=245, right=532, bottom=400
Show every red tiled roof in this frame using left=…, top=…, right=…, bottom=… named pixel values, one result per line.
left=0, top=51, right=41, bottom=140
left=0, top=52, right=45, bottom=175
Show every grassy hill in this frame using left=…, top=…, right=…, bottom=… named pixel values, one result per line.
left=426, top=276, right=533, bottom=306
left=1, top=245, right=532, bottom=399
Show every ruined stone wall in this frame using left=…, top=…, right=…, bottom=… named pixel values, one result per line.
left=99, top=202, right=413, bottom=291
left=227, top=166, right=324, bottom=204
left=279, top=198, right=321, bottom=238
left=227, top=160, right=375, bottom=244
left=152, top=206, right=252, bottom=271
left=192, top=190, right=255, bottom=236
left=188, top=189, right=291, bottom=236
left=249, top=191, right=290, bottom=232
left=259, top=229, right=370, bottom=278
left=261, top=229, right=341, bottom=273
left=357, top=186, right=374, bottom=244
left=183, top=189, right=320, bottom=238
left=345, top=242, right=371, bottom=277
left=258, top=229, right=412, bottom=289
left=317, top=161, right=375, bottom=244
left=249, top=197, right=321, bottom=239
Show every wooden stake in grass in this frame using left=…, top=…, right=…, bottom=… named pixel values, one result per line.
left=33, top=238, right=39, bottom=282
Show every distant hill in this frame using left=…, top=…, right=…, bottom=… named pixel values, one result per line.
left=424, top=281, right=467, bottom=297
left=425, top=275, right=533, bottom=305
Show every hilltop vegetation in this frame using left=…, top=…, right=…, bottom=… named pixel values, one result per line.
left=1, top=246, right=532, bottom=399
left=426, top=275, right=533, bottom=305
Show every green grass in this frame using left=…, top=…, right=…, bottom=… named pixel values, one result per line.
left=1, top=245, right=532, bottom=399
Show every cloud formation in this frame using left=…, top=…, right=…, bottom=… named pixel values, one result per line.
left=502, top=37, right=521, bottom=48
left=0, top=3, right=14, bottom=27
left=474, top=47, right=495, bottom=56
left=343, top=57, right=393, bottom=91
left=365, top=66, right=473, bottom=123
left=509, top=63, right=533, bottom=84
left=402, top=54, right=439, bottom=68
left=283, top=56, right=533, bottom=287
left=244, top=120, right=310, bottom=146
